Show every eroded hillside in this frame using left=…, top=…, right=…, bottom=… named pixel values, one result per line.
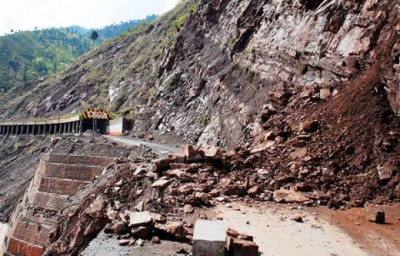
left=0, top=0, right=398, bottom=150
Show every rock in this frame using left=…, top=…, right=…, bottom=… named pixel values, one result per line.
left=238, top=234, right=254, bottom=241
left=168, top=153, right=186, bottom=163
left=289, top=147, right=308, bottom=160
left=226, top=237, right=259, bottom=256
left=154, top=221, right=186, bottom=240
left=257, top=169, right=273, bottom=180
left=150, top=212, right=166, bottom=224
left=128, top=211, right=153, bottom=228
left=319, top=88, right=331, bottom=99
left=247, top=186, right=261, bottom=197
left=119, top=239, right=131, bottom=246
left=106, top=209, right=118, bottom=220
left=327, top=198, right=338, bottom=209
left=299, top=120, right=318, bottom=133
left=292, top=215, right=303, bottom=223
left=112, top=222, right=127, bottom=235
left=226, top=228, right=239, bottom=238
left=182, top=145, right=204, bottom=162
left=148, top=135, right=154, bottom=140
left=135, top=201, right=145, bottom=212
left=165, top=169, right=183, bottom=178
left=377, top=163, right=395, bottom=184
left=203, top=146, right=223, bottom=159
left=152, top=158, right=172, bottom=172
left=273, top=189, right=309, bottom=203
left=85, top=195, right=105, bottom=218
left=136, top=238, right=144, bottom=246
left=209, top=189, right=221, bottom=197
left=183, top=204, right=194, bottom=214
left=369, top=210, right=385, bottom=224
left=222, top=185, right=246, bottom=197
left=131, top=226, right=152, bottom=239
left=104, top=224, right=113, bottom=234
left=115, top=180, right=123, bottom=186
left=151, top=236, right=161, bottom=244
left=151, top=179, right=172, bottom=189
left=134, top=168, right=146, bottom=176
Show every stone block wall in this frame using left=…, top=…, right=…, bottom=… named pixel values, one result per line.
left=5, top=153, right=115, bottom=256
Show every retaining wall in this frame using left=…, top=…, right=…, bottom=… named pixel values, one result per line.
left=5, top=153, right=115, bottom=256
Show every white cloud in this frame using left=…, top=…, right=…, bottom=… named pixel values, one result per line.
left=0, top=0, right=180, bottom=35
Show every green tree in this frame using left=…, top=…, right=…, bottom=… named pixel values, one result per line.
left=89, top=30, right=99, bottom=47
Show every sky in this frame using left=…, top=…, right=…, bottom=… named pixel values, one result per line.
left=0, top=0, right=180, bottom=35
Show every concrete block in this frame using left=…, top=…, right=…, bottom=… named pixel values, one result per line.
left=193, top=220, right=227, bottom=256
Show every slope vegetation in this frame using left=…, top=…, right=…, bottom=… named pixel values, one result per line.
left=0, top=17, right=157, bottom=92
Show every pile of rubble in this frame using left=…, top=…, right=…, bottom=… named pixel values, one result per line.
left=104, top=210, right=189, bottom=246
left=45, top=129, right=399, bottom=254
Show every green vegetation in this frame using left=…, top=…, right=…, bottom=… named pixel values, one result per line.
left=0, top=28, right=92, bottom=91
left=0, top=0, right=200, bottom=118
left=0, top=16, right=158, bottom=92
left=173, top=13, right=190, bottom=31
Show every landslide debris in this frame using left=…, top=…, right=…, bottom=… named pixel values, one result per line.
left=44, top=139, right=398, bottom=254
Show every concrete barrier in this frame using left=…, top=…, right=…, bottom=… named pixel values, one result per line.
left=106, top=118, right=125, bottom=136
left=193, top=220, right=227, bottom=256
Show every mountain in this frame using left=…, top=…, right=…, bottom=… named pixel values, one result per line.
left=0, top=16, right=157, bottom=92
left=67, top=15, right=158, bottom=40
left=0, top=29, right=92, bottom=92
left=1, top=0, right=398, bottom=202
left=1, top=0, right=400, bottom=254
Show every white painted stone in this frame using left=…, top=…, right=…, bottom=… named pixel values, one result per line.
left=193, top=220, right=227, bottom=256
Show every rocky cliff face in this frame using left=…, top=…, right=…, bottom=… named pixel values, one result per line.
left=152, top=0, right=399, bottom=147
left=1, top=0, right=398, bottom=149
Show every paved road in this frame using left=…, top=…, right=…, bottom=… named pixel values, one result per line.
left=216, top=204, right=368, bottom=256
left=104, top=136, right=180, bottom=158
left=0, top=223, right=9, bottom=255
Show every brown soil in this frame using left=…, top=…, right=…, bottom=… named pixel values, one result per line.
left=314, top=203, right=400, bottom=256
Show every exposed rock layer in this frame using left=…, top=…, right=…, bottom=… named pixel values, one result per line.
left=0, top=0, right=398, bottom=149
